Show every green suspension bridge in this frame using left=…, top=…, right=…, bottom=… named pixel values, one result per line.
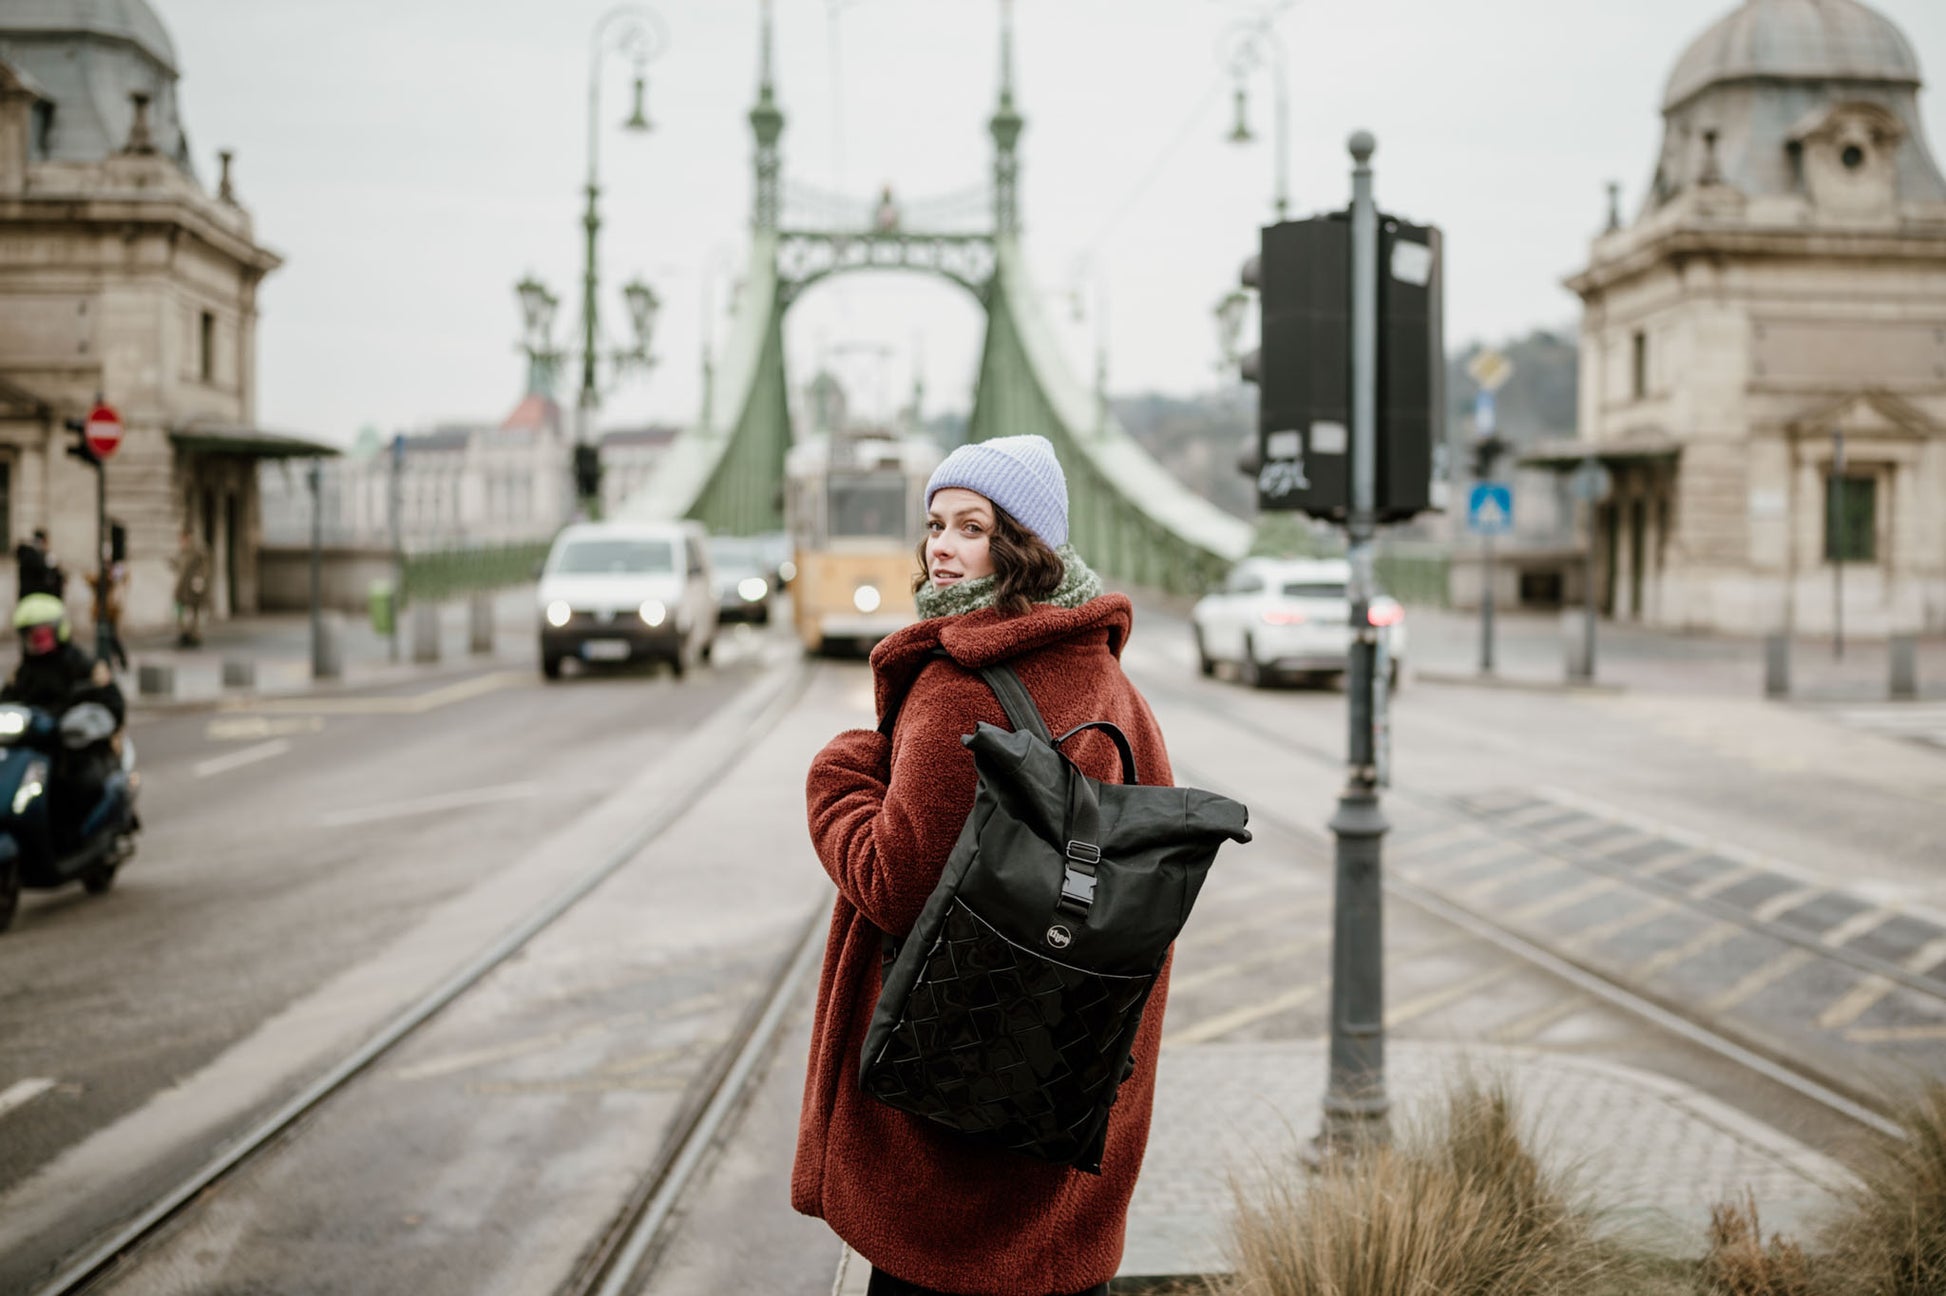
left=618, top=2, right=1251, bottom=595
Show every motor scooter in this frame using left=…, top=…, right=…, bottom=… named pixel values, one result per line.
left=0, top=701, right=140, bottom=933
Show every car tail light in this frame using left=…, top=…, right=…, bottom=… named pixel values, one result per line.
left=1368, top=601, right=1405, bottom=628
left=1261, top=609, right=1309, bottom=626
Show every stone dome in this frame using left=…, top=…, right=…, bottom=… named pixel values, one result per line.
left=0, top=0, right=177, bottom=74
left=1665, top=0, right=1920, bottom=111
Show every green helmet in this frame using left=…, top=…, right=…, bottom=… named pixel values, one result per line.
left=13, top=593, right=70, bottom=640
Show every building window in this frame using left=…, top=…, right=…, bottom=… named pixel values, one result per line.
left=1630, top=330, right=1647, bottom=400
left=199, top=311, right=216, bottom=383
left=1824, top=474, right=1876, bottom=564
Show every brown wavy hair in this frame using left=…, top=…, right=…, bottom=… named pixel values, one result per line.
left=912, top=500, right=1065, bottom=617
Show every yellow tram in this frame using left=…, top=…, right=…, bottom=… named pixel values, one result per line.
left=784, top=428, right=941, bottom=655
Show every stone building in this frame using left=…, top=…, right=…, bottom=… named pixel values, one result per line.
left=0, top=0, right=327, bottom=632
left=1550, top=0, right=1946, bottom=635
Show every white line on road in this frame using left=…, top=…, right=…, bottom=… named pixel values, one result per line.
left=0, top=1078, right=57, bottom=1121
left=192, top=739, right=292, bottom=779
left=317, top=781, right=543, bottom=829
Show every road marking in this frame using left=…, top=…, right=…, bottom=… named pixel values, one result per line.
left=1637, top=848, right=1710, bottom=879
left=192, top=739, right=291, bottom=779
left=1822, top=905, right=1899, bottom=949
left=1691, top=862, right=1763, bottom=900
left=1556, top=895, right=1679, bottom=952
left=1752, top=885, right=1826, bottom=924
left=1505, top=876, right=1620, bottom=924
left=1181, top=896, right=1329, bottom=947
left=206, top=715, right=325, bottom=741
left=1906, top=936, right=1946, bottom=975
left=1818, top=975, right=1896, bottom=1031
left=1845, top=1022, right=1946, bottom=1045
left=1385, top=964, right=1518, bottom=1029
left=1625, top=920, right=1742, bottom=981
left=223, top=670, right=529, bottom=718
left=1703, top=948, right=1817, bottom=1014
left=1456, top=857, right=1559, bottom=903
left=1170, top=937, right=1322, bottom=994
left=1488, top=995, right=1590, bottom=1045
left=317, top=780, right=543, bottom=829
left=1163, top=983, right=1323, bottom=1048
left=0, top=1078, right=57, bottom=1121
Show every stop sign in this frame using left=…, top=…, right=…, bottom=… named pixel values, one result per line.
left=84, top=402, right=123, bottom=461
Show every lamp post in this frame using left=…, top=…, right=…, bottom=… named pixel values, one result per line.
left=518, top=5, right=668, bottom=522
left=1219, top=9, right=1295, bottom=222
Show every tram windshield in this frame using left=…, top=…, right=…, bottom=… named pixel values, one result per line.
left=827, top=476, right=907, bottom=540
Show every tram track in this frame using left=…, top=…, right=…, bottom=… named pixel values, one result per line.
left=1134, top=663, right=1921, bottom=1144
left=27, top=655, right=816, bottom=1296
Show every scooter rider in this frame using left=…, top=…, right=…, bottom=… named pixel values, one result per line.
left=3, top=594, right=125, bottom=843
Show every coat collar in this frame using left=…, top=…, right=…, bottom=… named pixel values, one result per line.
left=869, top=594, right=1133, bottom=727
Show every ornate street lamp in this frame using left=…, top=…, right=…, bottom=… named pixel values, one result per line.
left=1214, top=287, right=1251, bottom=371
left=514, top=5, right=671, bottom=521
left=1219, top=14, right=1293, bottom=221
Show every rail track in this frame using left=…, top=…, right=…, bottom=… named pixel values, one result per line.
left=29, top=657, right=824, bottom=1296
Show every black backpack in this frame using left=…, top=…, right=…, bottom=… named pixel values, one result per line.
left=861, top=658, right=1250, bottom=1174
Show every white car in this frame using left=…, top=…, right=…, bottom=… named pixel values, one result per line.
left=1190, top=557, right=1406, bottom=689
left=537, top=521, right=719, bottom=680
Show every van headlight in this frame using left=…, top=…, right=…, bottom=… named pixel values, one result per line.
left=738, top=577, right=768, bottom=603
left=639, top=600, right=667, bottom=627
left=853, top=585, right=881, bottom=614
left=545, top=601, right=573, bottom=628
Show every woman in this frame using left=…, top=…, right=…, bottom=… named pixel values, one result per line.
left=798, top=434, right=1175, bottom=1296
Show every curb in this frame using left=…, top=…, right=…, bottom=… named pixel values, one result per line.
left=1414, top=668, right=1625, bottom=696
left=124, top=651, right=532, bottom=716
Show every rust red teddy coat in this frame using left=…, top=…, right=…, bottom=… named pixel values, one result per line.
left=796, top=594, right=1174, bottom=1296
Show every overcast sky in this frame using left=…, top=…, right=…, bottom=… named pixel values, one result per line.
left=157, top=0, right=1946, bottom=444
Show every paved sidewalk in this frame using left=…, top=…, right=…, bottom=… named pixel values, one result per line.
left=833, top=1038, right=1848, bottom=1292
left=1408, top=606, right=1946, bottom=701
left=68, top=588, right=540, bottom=707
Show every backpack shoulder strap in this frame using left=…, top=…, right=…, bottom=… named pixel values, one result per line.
left=975, top=664, right=1055, bottom=744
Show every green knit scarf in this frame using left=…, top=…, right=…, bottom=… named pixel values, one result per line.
left=914, top=543, right=1104, bottom=620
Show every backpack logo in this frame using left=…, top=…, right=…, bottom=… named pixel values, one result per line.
left=1045, top=924, right=1073, bottom=950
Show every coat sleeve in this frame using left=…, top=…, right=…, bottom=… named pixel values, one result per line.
left=805, top=670, right=983, bottom=937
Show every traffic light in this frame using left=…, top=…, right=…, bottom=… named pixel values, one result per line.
left=1470, top=432, right=1509, bottom=481
left=1239, top=214, right=1441, bottom=522
left=573, top=443, right=602, bottom=501
left=63, top=417, right=99, bottom=468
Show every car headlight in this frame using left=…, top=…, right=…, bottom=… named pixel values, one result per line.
left=738, top=577, right=768, bottom=603
left=13, top=759, right=47, bottom=816
left=853, top=584, right=881, bottom=614
left=545, top=601, right=573, bottom=628
left=779, top=560, right=797, bottom=582
left=639, top=600, right=667, bottom=627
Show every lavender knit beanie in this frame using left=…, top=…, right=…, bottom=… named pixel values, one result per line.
left=924, top=434, right=1069, bottom=549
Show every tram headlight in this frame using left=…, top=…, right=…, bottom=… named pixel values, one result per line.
left=853, top=584, right=881, bottom=614
left=545, top=601, right=573, bottom=628
left=738, top=577, right=768, bottom=603
left=639, top=599, right=667, bottom=627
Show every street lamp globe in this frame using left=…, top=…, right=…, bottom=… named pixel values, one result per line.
left=622, top=279, right=660, bottom=356
left=1228, top=83, right=1256, bottom=145
left=1215, top=288, right=1251, bottom=367
left=516, top=275, right=559, bottom=349
left=624, top=67, right=652, bottom=132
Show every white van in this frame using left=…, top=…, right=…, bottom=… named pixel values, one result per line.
left=537, top=521, right=718, bottom=679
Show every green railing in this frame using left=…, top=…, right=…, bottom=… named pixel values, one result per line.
left=401, top=539, right=552, bottom=604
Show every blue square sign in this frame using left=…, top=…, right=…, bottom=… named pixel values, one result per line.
left=1467, top=482, right=1514, bottom=536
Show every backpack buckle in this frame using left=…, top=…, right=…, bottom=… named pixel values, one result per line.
left=1066, top=841, right=1101, bottom=865
left=1061, top=841, right=1100, bottom=915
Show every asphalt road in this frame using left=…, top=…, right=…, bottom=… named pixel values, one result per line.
left=0, top=622, right=789, bottom=1291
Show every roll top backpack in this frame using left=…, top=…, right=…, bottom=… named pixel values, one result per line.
left=861, top=656, right=1251, bottom=1174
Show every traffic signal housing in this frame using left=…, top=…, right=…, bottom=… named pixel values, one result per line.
left=1240, top=213, right=1442, bottom=523
left=63, top=417, right=99, bottom=468
left=573, top=442, right=602, bottom=501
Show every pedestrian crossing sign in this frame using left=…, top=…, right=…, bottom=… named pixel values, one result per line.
left=1468, top=482, right=1514, bottom=536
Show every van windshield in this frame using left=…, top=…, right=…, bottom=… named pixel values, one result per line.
left=554, top=538, right=675, bottom=575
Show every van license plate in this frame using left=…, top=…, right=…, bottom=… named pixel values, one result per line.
left=581, top=640, right=631, bottom=662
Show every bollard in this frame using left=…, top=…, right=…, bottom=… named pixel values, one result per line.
left=468, top=593, right=494, bottom=656
left=137, top=663, right=175, bottom=698
left=221, top=659, right=256, bottom=690
left=1890, top=634, right=1918, bottom=700
left=1561, top=609, right=1592, bottom=682
left=1764, top=633, right=1790, bottom=700
left=314, top=611, right=345, bottom=681
left=410, top=601, right=441, bottom=664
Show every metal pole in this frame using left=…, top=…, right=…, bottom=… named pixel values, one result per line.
left=1480, top=530, right=1495, bottom=674
left=388, top=434, right=404, bottom=664
left=1830, top=427, right=1844, bottom=661
left=1321, top=129, right=1390, bottom=1151
left=1267, top=29, right=1291, bottom=221
left=94, top=459, right=109, bottom=664
left=1580, top=454, right=1599, bottom=681
left=308, top=458, right=324, bottom=679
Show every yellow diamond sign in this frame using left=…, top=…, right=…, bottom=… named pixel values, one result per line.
left=1467, top=348, right=1514, bottom=393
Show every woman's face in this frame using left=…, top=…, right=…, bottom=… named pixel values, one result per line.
left=925, top=488, right=996, bottom=589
